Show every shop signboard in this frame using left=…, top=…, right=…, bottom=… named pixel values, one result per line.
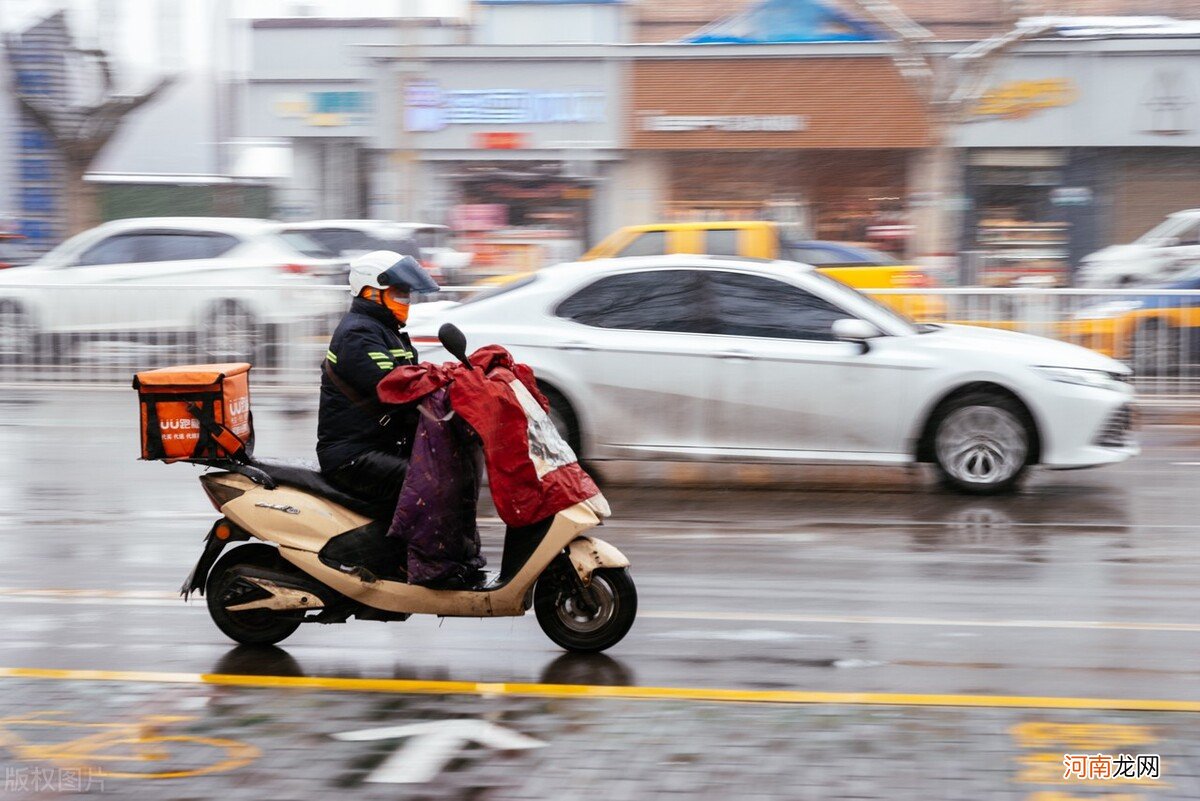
left=639, top=115, right=806, bottom=132
left=956, top=48, right=1200, bottom=148
left=628, top=58, right=930, bottom=149
left=273, top=91, right=372, bottom=127
left=380, top=58, right=620, bottom=153
left=406, top=82, right=604, bottom=131
left=243, top=82, right=377, bottom=138
left=971, top=79, right=1078, bottom=120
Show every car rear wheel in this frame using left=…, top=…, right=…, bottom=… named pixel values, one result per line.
left=932, top=392, right=1033, bottom=495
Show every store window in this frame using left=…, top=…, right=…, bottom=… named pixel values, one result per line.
left=708, top=271, right=849, bottom=341
left=969, top=150, right=1070, bottom=286
left=556, top=270, right=710, bottom=333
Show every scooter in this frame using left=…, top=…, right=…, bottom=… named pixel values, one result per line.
left=174, top=325, right=636, bottom=653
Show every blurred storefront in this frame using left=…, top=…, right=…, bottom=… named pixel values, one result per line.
left=621, top=51, right=930, bottom=256
left=373, top=48, right=622, bottom=275
left=237, top=17, right=464, bottom=220
left=957, top=36, right=1200, bottom=285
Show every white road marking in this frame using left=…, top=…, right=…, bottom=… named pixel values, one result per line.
left=332, top=720, right=544, bottom=784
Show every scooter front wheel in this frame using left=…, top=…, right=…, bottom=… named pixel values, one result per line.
left=206, top=544, right=304, bottom=646
left=534, top=566, right=636, bottom=653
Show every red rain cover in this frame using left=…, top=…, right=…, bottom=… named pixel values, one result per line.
left=378, top=345, right=601, bottom=527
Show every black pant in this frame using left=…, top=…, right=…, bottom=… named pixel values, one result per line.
left=325, top=450, right=409, bottom=506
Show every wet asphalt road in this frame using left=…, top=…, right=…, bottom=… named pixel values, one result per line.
left=0, top=388, right=1197, bottom=701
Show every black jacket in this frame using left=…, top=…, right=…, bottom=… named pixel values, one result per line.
left=317, top=297, right=419, bottom=472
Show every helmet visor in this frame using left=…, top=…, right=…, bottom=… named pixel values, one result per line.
left=378, top=256, right=439, bottom=294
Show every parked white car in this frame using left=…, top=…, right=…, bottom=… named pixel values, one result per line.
left=409, top=255, right=1137, bottom=494
left=0, top=217, right=348, bottom=364
left=280, top=220, right=473, bottom=284
left=1078, top=209, right=1200, bottom=287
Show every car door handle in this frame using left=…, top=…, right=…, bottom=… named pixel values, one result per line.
left=561, top=341, right=595, bottom=352
left=715, top=350, right=751, bottom=361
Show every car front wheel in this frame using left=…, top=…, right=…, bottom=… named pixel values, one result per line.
left=932, top=392, right=1033, bottom=495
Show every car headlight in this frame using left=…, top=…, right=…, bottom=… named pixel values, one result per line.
left=1034, top=366, right=1128, bottom=390
left=1071, top=300, right=1143, bottom=320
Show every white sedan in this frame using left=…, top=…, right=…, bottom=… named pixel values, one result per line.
left=409, top=255, right=1138, bottom=494
left=0, top=217, right=347, bottom=364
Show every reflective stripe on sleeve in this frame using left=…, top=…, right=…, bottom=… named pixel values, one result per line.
left=326, top=350, right=338, bottom=364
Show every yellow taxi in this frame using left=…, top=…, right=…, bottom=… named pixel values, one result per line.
left=1062, top=273, right=1200, bottom=375
left=483, top=221, right=945, bottom=320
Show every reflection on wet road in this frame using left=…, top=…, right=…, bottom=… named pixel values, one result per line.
left=2, top=390, right=1199, bottom=797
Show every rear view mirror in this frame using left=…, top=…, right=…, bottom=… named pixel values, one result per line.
left=832, top=318, right=883, bottom=353
left=438, top=323, right=473, bottom=370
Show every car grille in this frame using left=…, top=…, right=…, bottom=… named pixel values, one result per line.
left=1095, top=404, right=1136, bottom=448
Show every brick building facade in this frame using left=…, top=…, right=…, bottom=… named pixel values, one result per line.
left=633, top=0, right=1200, bottom=42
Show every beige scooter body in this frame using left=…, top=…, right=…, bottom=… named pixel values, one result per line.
left=205, top=471, right=627, bottom=618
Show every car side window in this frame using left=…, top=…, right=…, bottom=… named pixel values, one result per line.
left=708, top=271, right=850, bottom=341
left=705, top=229, right=741, bottom=256
left=615, top=231, right=667, bottom=258
left=556, top=270, right=712, bottom=333
left=141, top=233, right=240, bottom=262
left=76, top=234, right=143, bottom=266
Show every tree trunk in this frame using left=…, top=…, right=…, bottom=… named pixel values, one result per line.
left=64, top=159, right=101, bottom=235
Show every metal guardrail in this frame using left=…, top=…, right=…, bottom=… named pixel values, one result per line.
left=0, top=284, right=1196, bottom=395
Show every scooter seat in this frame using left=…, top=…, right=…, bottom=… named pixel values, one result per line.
left=247, top=458, right=393, bottom=519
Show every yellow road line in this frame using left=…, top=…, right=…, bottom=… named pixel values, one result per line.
left=3, top=667, right=1200, bottom=713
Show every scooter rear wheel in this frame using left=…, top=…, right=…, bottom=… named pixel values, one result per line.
left=206, top=544, right=305, bottom=646
left=534, top=566, right=636, bottom=653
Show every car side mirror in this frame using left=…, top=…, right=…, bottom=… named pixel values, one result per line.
left=438, top=322, right=473, bottom=370
left=832, top=318, right=883, bottom=353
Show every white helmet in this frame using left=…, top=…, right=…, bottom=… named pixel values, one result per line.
left=347, top=250, right=439, bottom=296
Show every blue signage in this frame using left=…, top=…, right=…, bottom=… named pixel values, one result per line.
left=10, top=14, right=68, bottom=252
left=405, top=80, right=605, bottom=133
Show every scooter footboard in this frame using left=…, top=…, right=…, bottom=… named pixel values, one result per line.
left=567, top=536, right=630, bottom=587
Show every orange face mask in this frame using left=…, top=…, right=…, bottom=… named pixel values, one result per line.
left=362, top=287, right=411, bottom=324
